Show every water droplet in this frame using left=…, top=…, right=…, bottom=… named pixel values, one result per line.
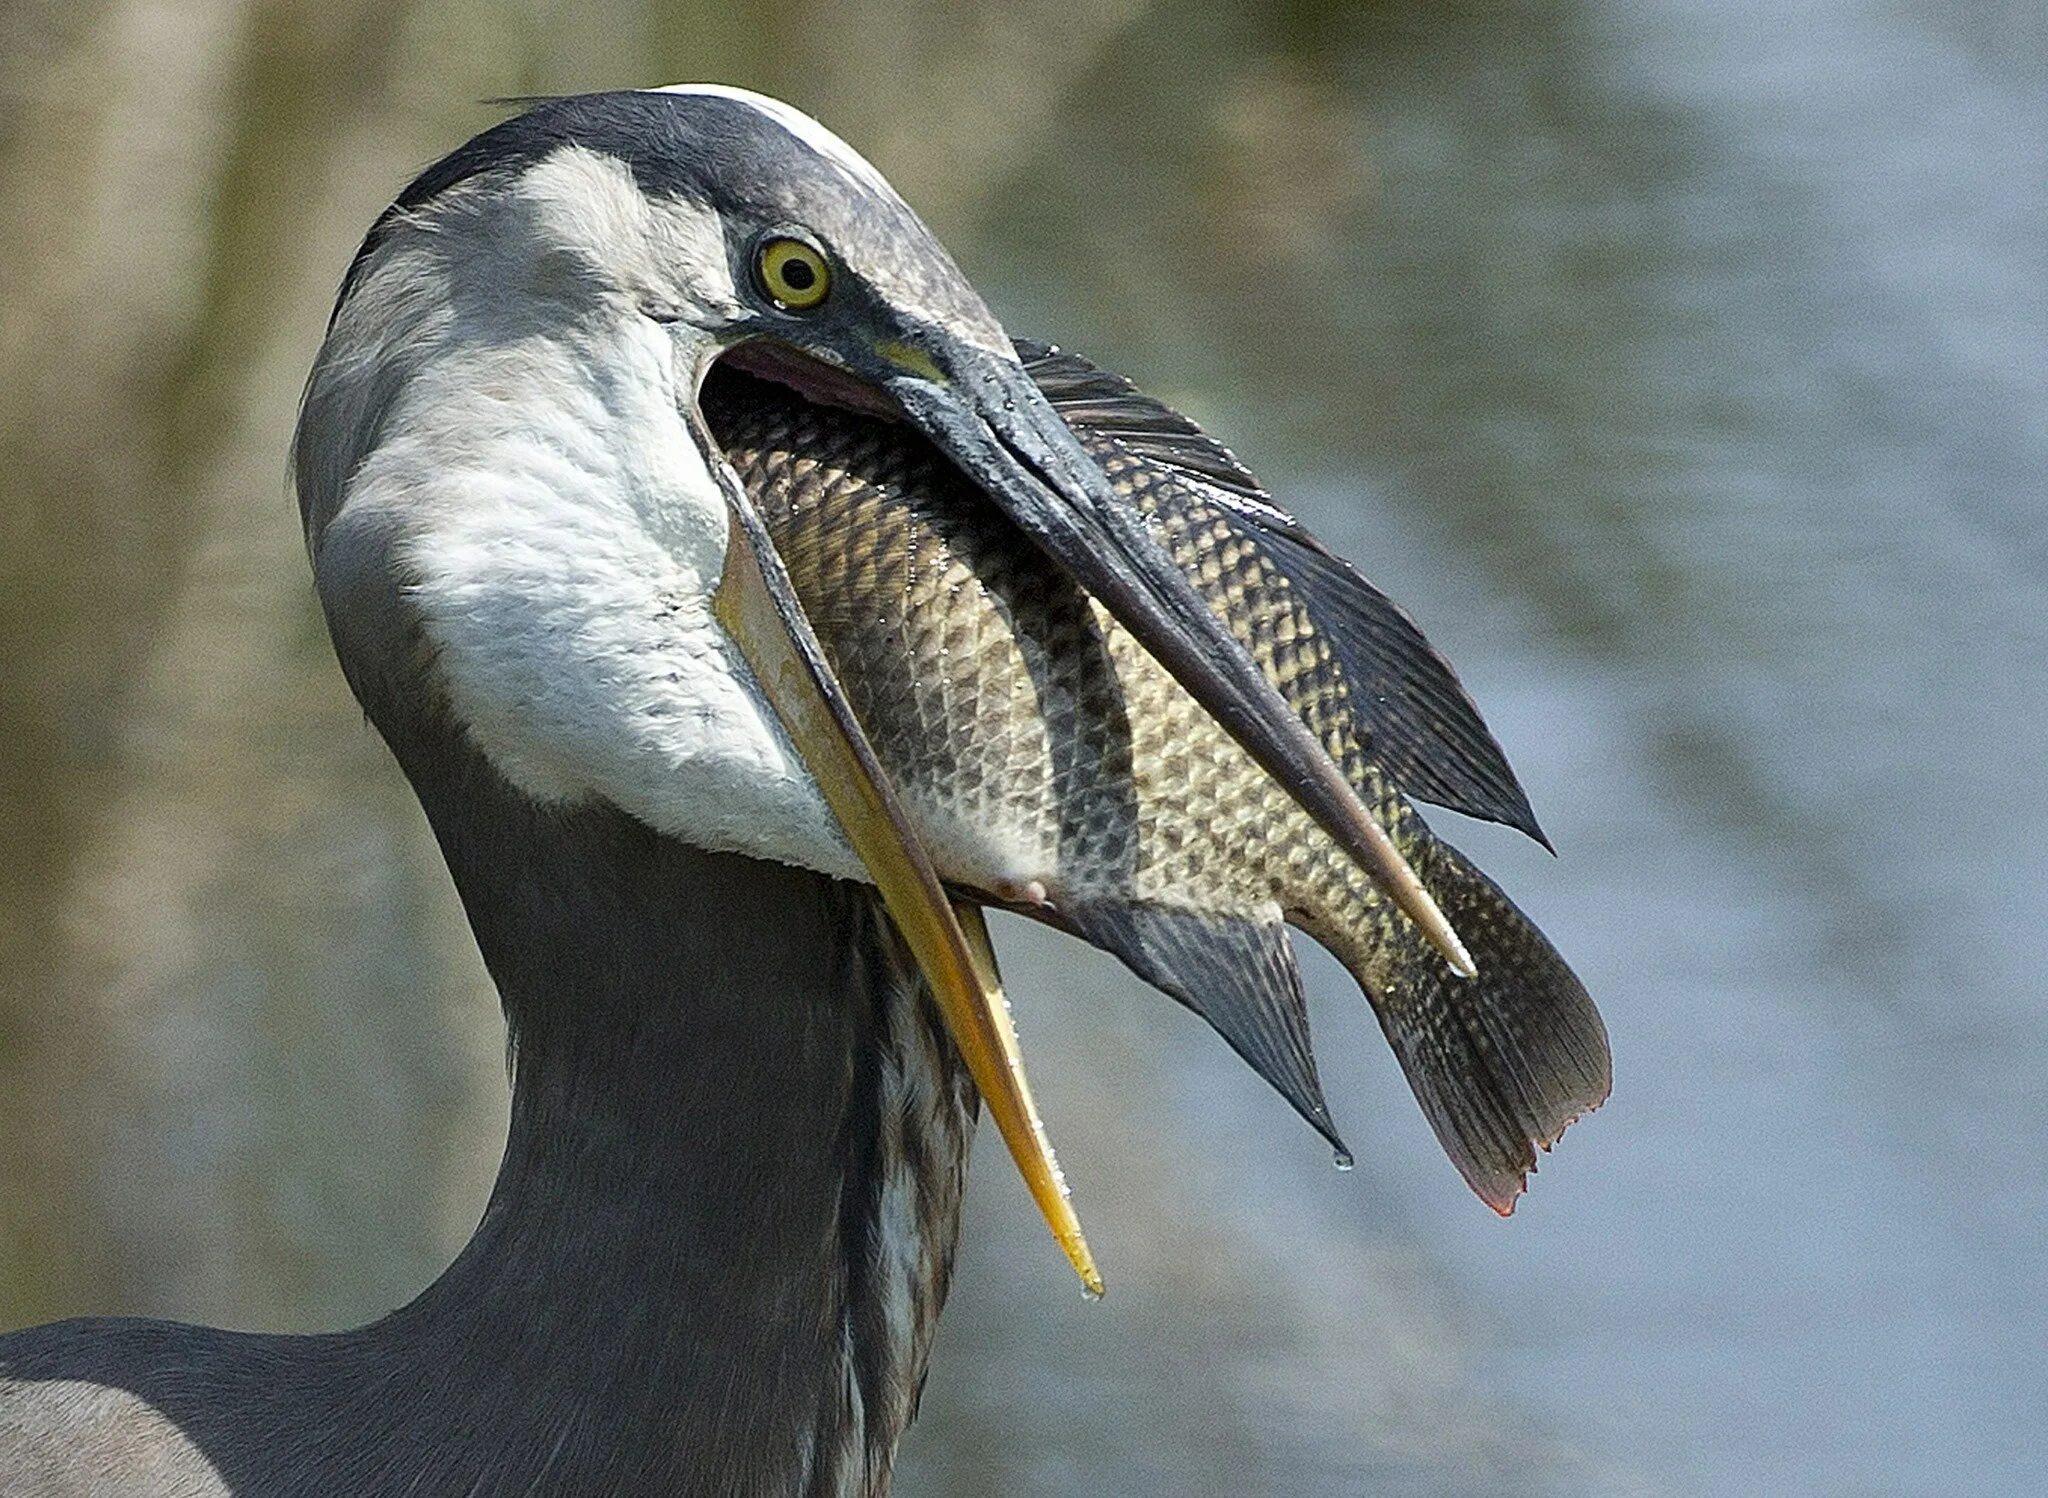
left=1332, top=1149, right=1355, bottom=1172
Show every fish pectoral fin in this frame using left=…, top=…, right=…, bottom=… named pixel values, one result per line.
left=1350, top=839, right=1612, bottom=1214
left=1063, top=898, right=1345, bottom=1159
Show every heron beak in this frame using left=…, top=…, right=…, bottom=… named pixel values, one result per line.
left=876, top=340, right=1477, bottom=979
left=710, top=481, right=1105, bottom=1299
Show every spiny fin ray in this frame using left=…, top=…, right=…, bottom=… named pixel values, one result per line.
left=1017, top=337, right=1545, bottom=845
left=1064, top=899, right=1343, bottom=1154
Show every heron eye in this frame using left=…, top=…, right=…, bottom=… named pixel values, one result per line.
left=756, top=238, right=832, bottom=311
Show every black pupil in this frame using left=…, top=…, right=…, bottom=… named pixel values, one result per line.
left=780, top=256, right=817, bottom=292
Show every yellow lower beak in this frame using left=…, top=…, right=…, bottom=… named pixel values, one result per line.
left=715, top=498, right=1103, bottom=1298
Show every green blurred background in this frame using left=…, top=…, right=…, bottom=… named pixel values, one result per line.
left=3, top=1, right=2044, bottom=1492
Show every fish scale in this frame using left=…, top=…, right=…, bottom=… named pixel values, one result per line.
left=703, top=358, right=1610, bottom=1211
left=743, top=402, right=1300, bottom=915
left=1109, top=448, right=1359, bottom=771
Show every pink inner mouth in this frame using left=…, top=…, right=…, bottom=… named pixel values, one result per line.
left=716, top=340, right=903, bottom=421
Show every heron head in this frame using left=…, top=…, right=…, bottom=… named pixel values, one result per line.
left=296, top=87, right=1145, bottom=1291
left=296, top=88, right=1036, bottom=849
left=301, top=86, right=1016, bottom=504
left=296, top=87, right=1465, bottom=1295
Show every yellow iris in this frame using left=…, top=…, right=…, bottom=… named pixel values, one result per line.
left=756, top=237, right=831, bottom=310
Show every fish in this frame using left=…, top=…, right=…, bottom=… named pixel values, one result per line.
left=700, top=341, right=1610, bottom=1212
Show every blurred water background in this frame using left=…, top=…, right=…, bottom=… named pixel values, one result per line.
left=2, top=1, right=2043, bottom=1493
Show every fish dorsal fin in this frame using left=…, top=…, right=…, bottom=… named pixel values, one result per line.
left=1241, top=523, right=1544, bottom=844
left=1016, top=338, right=1279, bottom=510
left=1019, top=338, right=1546, bottom=845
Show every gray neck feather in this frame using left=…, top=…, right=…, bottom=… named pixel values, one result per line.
left=0, top=620, right=974, bottom=1498
left=372, top=730, right=975, bottom=1495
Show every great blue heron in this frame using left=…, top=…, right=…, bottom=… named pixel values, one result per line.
left=0, top=87, right=1608, bottom=1494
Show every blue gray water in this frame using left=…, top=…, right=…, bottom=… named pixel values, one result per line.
left=903, top=3, right=2048, bottom=1492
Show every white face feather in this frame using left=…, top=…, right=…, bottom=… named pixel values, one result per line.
left=511, top=143, right=745, bottom=326
left=320, top=143, right=864, bottom=881
left=303, top=91, right=1038, bottom=889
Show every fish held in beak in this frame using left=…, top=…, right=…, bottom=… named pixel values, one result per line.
left=711, top=484, right=1104, bottom=1297
left=703, top=352, right=1610, bottom=1247
left=874, top=339, right=1480, bottom=982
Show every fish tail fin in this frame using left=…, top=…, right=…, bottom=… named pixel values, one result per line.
left=1314, top=838, right=1610, bottom=1211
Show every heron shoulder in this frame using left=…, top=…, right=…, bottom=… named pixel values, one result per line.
left=1, top=1324, right=229, bottom=1498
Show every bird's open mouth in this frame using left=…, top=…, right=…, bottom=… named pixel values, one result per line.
left=705, top=338, right=1474, bottom=985
left=694, top=331, right=1479, bottom=1298
left=711, top=339, right=904, bottom=422
left=696, top=340, right=1105, bottom=1295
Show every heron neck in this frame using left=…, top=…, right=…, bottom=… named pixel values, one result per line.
left=369, top=738, right=973, bottom=1496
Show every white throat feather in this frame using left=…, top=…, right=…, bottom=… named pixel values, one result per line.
left=305, top=146, right=862, bottom=881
